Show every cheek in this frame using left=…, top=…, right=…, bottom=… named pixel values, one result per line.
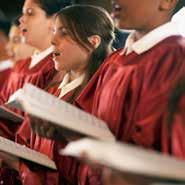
left=55, top=39, right=89, bottom=71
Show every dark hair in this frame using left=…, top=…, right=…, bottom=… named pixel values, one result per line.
left=173, top=0, right=185, bottom=14
left=55, top=5, right=115, bottom=102
left=34, top=0, right=73, bottom=16
left=0, top=9, right=10, bottom=35
left=12, top=15, right=21, bottom=27
left=56, top=5, right=115, bottom=79
left=72, top=0, right=112, bottom=13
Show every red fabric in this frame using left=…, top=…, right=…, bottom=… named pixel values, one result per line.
left=162, top=106, right=185, bottom=159
left=76, top=36, right=185, bottom=185
left=17, top=86, right=80, bottom=185
left=0, top=68, right=12, bottom=91
left=0, top=56, right=56, bottom=104
left=0, top=55, right=56, bottom=185
left=0, top=55, right=56, bottom=140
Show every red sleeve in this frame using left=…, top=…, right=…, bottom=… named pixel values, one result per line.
left=161, top=110, right=185, bottom=159
left=0, top=68, right=12, bottom=91
left=19, top=161, right=59, bottom=185
left=19, top=162, right=44, bottom=185
left=0, top=56, right=56, bottom=105
left=16, top=115, right=31, bottom=146
left=53, top=141, right=80, bottom=184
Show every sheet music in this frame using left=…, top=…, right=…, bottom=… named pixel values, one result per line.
left=62, top=139, right=185, bottom=182
left=18, top=84, right=115, bottom=141
left=0, top=136, right=56, bottom=170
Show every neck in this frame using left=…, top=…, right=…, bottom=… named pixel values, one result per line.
left=134, top=16, right=171, bottom=41
left=36, top=36, right=52, bottom=51
left=69, top=70, right=84, bottom=81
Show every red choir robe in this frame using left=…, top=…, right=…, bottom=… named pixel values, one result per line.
left=75, top=22, right=185, bottom=185
left=0, top=47, right=56, bottom=140
left=16, top=74, right=85, bottom=185
left=0, top=48, right=56, bottom=185
left=162, top=91, right=185, bottom=159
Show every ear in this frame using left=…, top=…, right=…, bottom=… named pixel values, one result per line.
left=88, top=35, right=101, bottom=49
left=159, top=0, right=179, bottom=12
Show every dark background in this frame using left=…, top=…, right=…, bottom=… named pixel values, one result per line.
left=0, top=0, right=23, bottom=19
left=0, top=0, right=112, bottom=20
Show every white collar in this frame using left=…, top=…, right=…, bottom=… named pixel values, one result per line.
left=0, top=59, right=13, bottom=71
left=29, top=46, right=54, bottom=69
left=58, top=73, right=85, bottom=98
left=172, top=7, right=185, bottom=36
left=122, top=20, right=183, bottom=56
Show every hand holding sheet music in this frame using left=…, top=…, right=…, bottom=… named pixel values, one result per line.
left=62, top=139, right=185, bottom=182
left=7, top=83, right=115, bottom=141
left=29, top=115, right=83, bottom=142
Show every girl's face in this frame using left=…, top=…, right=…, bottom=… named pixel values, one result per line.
left=52, top=17, right=91, bottom=73
left=19, top=0, right=53, bottom=49
left=6, top=25, right=35, bottom=62
left=112, top=0, right=162, bottom=31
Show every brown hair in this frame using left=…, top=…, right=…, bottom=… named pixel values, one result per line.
left=55, top=5, right=115, bottom=102
left=56, top=5, right=115, bottom=78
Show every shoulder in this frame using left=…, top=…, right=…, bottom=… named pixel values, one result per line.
left=13, top=57, right=31, bottom=72
left=153, top=36, right=185, bottom=55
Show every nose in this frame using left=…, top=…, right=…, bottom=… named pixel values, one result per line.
left=51, top=33, right=57, bottom=46
left=19, top=14, right=25, bottom=26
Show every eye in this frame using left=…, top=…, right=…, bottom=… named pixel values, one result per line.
left=51, top=27, right=57, bottom=34
left=26, top=8, right=34, bottom=16
left=52, top=27, right=69, bottom=37
left=59, top=27, right=69, bottom=37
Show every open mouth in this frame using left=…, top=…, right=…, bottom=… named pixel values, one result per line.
left=53, top=51, right=61, bottom=57
left=21, top=28, right=28, bottom=35
left=52, top=51, right=62, bottom=62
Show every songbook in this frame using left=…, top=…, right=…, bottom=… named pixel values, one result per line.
left=61, top=139, right=185, bottom=182
left=0, top=105, right=24, bottom=123
left=6, top=83, right=115, bottom=141
left=0, top=136, right=56, bottom=170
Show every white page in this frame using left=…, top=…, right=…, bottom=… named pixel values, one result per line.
left=62, top=139, right=185, bottom=182
left=0, top=136, right=56, bottom=170
left=9, top=84, right=115, bottom=141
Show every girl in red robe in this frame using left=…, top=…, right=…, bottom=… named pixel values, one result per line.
left=1, top=4, right=115, bottom=185
left=0, top=0, right=70, bottom=139
left=0, top=0, right=70, bottom=184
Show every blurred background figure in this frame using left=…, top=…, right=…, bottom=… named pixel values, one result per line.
left=6, top=16, right=35, bottom=64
